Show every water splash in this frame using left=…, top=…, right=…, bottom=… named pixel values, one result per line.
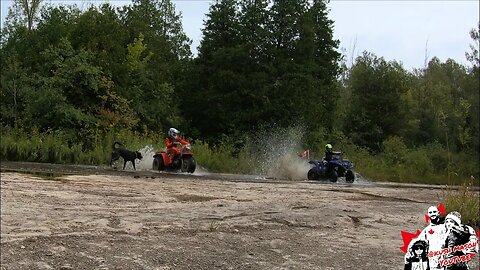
left=129, top=127, right=313, bottom=180
left=136, top=145, right=157, bottom=170
left=252, top=125, right=312, bottom=181
left=191, top=165, right=210, bottom=176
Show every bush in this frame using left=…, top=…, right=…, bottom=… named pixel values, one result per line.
left=381, top=136, right=408, bottom=165
left=0, top=126, right=159, bottom=165
left=443, top=178, right=480, bottom=230
left=193, top=141, right=255, bottom=174
left=1, top=126, right=478, bottom=186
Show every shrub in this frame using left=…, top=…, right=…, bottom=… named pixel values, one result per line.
left=1, top=126, right=478, bottom=185
left=443, top=178, right=480, bottom=230
left=381, top=136, right=408, bottom=165
left=193, top=141, right=255, bottom=174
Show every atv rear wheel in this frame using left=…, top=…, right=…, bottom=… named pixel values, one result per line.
left=181, top=157, right=196, bottom=173
left=329, top=170, right=338, bottom=182
left=345, top=169, right=355, bottom=183
left=307, top=168, right=320, bottom=180
left=153, top=156, right=165, bottom=171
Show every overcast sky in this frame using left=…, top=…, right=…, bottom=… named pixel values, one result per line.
left=1, top=0, right=478, bottom=70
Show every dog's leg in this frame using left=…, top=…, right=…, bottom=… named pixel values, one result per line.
left=123, top=160, right=127, bottom=170
left=132, top=160, right=136, bottom=170
left=110, top=152, right=120, bottom=167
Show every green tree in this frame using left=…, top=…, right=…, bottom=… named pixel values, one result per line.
left=344, top=52, right=410, bottom=151
left=299, top=0, right=341, bottom=131
left=124, top=0, right=191, bottom=63
left=187, top=0, right=243, bottom=140
left=266, top=0, right=341, bottom=131
left=238, top=0, right=271, bottom=63
left=3, top=0, right=43, bottom=32
left=70, top=4, right=127, bottom=80
left=0, top=53, right=30, bottom=127
left=465, top=24, right=480, bottom=158
left=121, top=0, right=191, bottom=132
left=191, top=0, right=341, bottom=141
left=18, top=0, right=43, bottom=31
left=466, top=22, right=479, bottom=70
left=414, top=59, right=472, bottom=151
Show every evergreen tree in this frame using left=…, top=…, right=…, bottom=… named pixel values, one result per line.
left=266, top=0, right=340, bottom=130
left=187, top=0, right=243, bottom=140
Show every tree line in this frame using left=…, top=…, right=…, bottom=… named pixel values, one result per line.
left=1, top=0, right=479, bottom=180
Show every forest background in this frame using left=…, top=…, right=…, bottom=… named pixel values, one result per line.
left=1, top=0, right=479, bottom=186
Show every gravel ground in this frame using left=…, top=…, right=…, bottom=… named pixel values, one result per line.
left=1, top=162, right=478, bottom=270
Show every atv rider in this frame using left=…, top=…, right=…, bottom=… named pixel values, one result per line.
left=165, top=128, right=190, bottom=160
left=324, top=144, right=334, bottom=162
left=324, top=144, right=341, bottom=173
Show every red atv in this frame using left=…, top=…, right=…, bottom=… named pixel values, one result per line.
left=152, top=143, right=196, bottom=173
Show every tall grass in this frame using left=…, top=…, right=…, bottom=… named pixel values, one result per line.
left=343, top=138, right=479, bottom=186
left=0, top=127, right=162, bottom=165
left=193, top=141, right=255, bottom=174
left=1, top=126, right=478, bottom=186
left=443, top=178, right=480, bottom=230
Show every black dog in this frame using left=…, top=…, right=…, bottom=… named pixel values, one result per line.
left=110, top=141, right=143, bottom=170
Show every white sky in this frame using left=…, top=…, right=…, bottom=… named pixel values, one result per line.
left=1, top=0, right=479, bottom=70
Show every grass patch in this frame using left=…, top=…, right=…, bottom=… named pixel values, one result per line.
left=443, top=178, right=480, bottom=230
left=1, top=126, right=478, bottom=185
left=193, top=141, right=256, bottom=174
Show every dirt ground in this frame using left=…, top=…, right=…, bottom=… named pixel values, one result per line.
left=1, top=162, right=479, bottom=270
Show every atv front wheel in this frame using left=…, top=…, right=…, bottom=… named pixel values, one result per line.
left=329, top=170, right=338, bottom=182
left=307, top=168, right=320, bottom=180
left=153, top=156, right=165, bottom=171
left=181, top=157, right=196, bottom=173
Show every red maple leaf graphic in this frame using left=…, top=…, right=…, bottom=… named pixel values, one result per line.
left=438, top=203, right=446, bottom=215
left=476, top=231, right=480, bottom=237
left=400, top=230, right=421, bottom=253
left=425, top=214, right=430, bottom=224
left=428, top=229, right=435, bottom=234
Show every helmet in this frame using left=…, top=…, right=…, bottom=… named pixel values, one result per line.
left=325, top=144, right=333, bottom=151
left=168, top=128, right=180, bottom=138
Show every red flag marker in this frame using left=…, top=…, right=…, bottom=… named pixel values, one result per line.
left=297, top=150, right=310, bottom=159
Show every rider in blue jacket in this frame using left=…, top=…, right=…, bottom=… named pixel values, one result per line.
left=324, top=144, right=342, bottom=172
left=324, top=144, right=334, bottom=161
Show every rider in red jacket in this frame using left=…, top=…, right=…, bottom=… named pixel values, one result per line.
left=165, top=128, right=190, bottom=159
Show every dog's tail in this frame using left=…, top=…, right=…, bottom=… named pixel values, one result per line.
left=112, top=141, right=123, bottom=150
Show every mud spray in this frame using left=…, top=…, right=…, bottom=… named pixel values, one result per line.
left=253, top=126, right=312, bottom=181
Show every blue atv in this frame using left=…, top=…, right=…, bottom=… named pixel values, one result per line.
left=307, top=152, right=355, bottom=183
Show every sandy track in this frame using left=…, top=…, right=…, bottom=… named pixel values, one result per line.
left=1, top=163, right=478, bottom=270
